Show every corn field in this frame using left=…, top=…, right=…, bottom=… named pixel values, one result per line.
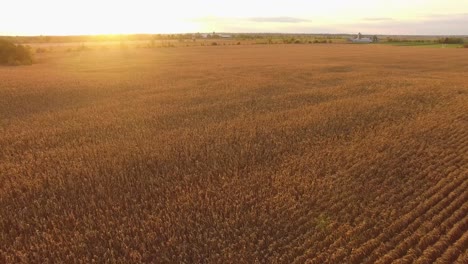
left=0, top=44, right=467, bottom=263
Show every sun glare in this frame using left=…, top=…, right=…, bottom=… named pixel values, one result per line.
left=1, top=0, right=202, bottom=35
left=71, top=2, right=199, bottom=35
left=1, top=0, right=467, bottom=35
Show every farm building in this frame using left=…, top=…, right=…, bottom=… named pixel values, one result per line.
left=199, top=33, right=232, bottom=39
left=218, top=34, right=232, bottom=38
left=351, top=32, right=373, bottom=43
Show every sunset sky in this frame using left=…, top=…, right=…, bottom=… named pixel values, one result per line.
left=1, top=0, right=467, bottom=36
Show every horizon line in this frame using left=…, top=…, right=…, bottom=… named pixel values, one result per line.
left=2, top=32, right=468, bottom=37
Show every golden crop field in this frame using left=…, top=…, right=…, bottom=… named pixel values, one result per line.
left=0, top=44, right=467, bottom=263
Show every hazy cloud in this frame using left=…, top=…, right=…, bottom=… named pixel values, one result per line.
left=188, top=14, right=468, bottom=35
left=248, top=17, right=310, bottom=23
left=425, top=13, right=468, bottom=18
left=190, top=16, right=310, bottom=24
left=362, top=17, right=394, bottom=21
left=346, top=14, right=468, bottom=35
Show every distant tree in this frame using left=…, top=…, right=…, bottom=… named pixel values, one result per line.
left=387, top=37, right=402, bottom=42
left=372, top=35, right=379, bottom=42
left=437, top=37, right=464, bottom=44
left=0, top=39, right=33, bottom=65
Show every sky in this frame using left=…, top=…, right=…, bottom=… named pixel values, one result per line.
left=1, top=0, right=467, bottom=35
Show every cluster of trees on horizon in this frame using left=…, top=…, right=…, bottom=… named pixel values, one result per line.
left=1, top=33, right=467, bottom=65
left=0, top=39, right=33, bottom=65
left=386, top=37, right=466, bottom=44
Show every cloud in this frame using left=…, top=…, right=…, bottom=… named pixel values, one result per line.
left=425, top=13, right=468, bottom=18
left=348, top=16, right=468, bottom=35
left=189, top=13, right=468, bottom=35
left=248, top=17, right=310, bottom=23
left=187, top=16, right=313, bottom=32
left=189, top=16, right=310, bottom=24
left=362, top=17, right=394, bottom=21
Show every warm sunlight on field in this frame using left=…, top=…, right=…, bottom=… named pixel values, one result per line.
left=0, top=44, right=467, bottom=263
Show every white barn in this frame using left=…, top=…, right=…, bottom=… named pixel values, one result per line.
left=218, top=34, right=232, bottom=38
left=351, top=33, right=373, bottom=43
